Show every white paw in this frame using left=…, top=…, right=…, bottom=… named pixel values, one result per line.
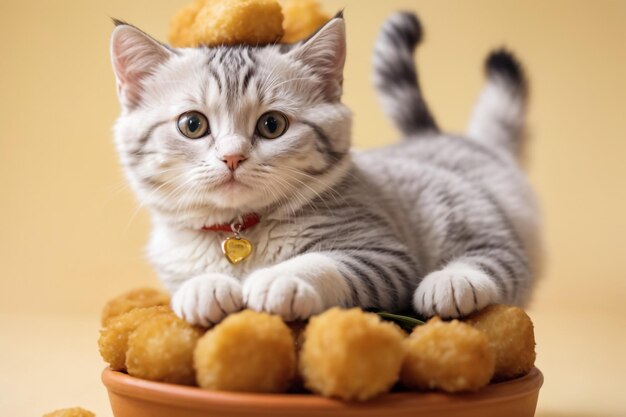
left=413, top=263, right=500, bottom=318
left=171, top=274, right=243, bottom=327
left=243, top=269, right=323, bottom=321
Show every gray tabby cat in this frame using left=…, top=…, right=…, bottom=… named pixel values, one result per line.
left=110, top=12, right=541, bottom=327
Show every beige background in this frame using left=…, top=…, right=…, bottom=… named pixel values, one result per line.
left=0, top=0, right=625, bottom=416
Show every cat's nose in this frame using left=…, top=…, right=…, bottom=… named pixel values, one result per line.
left=221, top=154, right=247, bottom=171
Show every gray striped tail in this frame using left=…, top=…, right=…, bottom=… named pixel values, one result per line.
left=373, top=12, right=439, bottom=136
left=467, top=49, right=528, bottom=156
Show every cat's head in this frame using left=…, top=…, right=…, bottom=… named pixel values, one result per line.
left=110, top=15, right=351, bottom=228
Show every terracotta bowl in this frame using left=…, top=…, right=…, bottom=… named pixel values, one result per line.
left=102, top=367, right=543, bottom=417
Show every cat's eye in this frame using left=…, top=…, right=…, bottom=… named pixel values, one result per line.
left=177, top=111, right=210, bottom=139
left=256, top=111, right=289, bottom=139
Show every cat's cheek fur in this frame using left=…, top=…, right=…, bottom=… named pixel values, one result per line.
left=171, top=273, right=244, bottom=327
left=242, top=253, right=352, bottom=321
left=413, top=261, right=502, bottom=318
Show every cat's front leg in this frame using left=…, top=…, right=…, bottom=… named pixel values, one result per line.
left=243, top=253, right=352, bottom=321
left=414, top=245, right=530, bottom=318
left=171, top=273, right=244, bottom=327
left=413, top=262, right=501, bottom=319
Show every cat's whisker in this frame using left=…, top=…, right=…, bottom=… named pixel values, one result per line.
left=123, top=170, right=190, bottom=233
left=276, top=170, right=335, bottom=216
left=260, top=177, right=297, bottom=219
left=257, top=169, right=319, bottom=218
left=128, top=165, right=207, bottom=230
left=163, top=171, right=208, bottom=220
left=263, top=175, right=309, bottom=221
left=258, top=163, right=338, bottom=216
left=279, top=166, right=347, bottom=206
left=106, top=165, right=190, bottom=197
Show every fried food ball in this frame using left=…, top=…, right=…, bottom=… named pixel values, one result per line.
left=194, top=310, right=296, bottom=392
left=401, top=317, right=495, bottom=393
left=125, top=313, right=202, bottom=385
left=299, top=308, right=406, bottom=401
left=42, top=408, right=95, bottom=417
left=98, top=306, right=173, bottom=370
left=168, top=0, right=206, bottom=48
left=465, top=304, right=536, bottom=381
left=281, top=0, right=330, bottom=43
left=169, top=0, right=284, bottom=47
left=101, top=287, right=170, bottom=326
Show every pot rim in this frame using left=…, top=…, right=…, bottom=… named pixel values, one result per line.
left=102, top=367, right=543, bottom=413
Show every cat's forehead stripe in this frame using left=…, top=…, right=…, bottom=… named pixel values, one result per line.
left=203, top=47, right=265, bottom=108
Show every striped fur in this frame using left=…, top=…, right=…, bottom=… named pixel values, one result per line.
left=373, top=12, right=438, bottom=135
left=468, top=49, right=528, bottom=155
left=110, top=13, right=541, bottom=326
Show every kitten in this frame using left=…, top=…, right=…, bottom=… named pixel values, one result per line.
left=110, top=12, right=541, bottom=327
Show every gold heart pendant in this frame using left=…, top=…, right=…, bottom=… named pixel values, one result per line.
left=222, top=236, right=253, bottom=264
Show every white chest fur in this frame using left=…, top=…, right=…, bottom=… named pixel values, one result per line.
left=146, top=219, right=302, bottom=292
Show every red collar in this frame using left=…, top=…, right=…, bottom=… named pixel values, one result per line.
left=202, top=213, right=261, bottom=233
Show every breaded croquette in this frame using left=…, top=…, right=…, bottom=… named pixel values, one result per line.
left=401, top=317, right=495, bottom=392
left=98, top=306, right=173, bottom=370
left=194, top=310, right=296, bottom=392
left=101, top=287, right=170, bottom=326
left=126, top=314, right=202, bottom=385
left=299, top=308, right=406, bottom=401
left=465, top=304, right=536, bottom=381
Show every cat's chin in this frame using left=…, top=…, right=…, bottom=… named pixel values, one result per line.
left=210, top=180, right=261, bottom=208
left=188, top=193, right=275, bottom=219
left=219, top=177, right=249, bottom=191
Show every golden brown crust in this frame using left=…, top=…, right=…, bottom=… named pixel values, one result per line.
left=98, top=306, right=173, bottom=370
left=299, top=308, right=406, bottom=401
left=168, top=0, right=207, bottom=48
left=401, top=317, right=495, bottom=393
left=126, top=314, right=202, bottom=385
left=42, top=408, right=95, bottom=417
left=465, top=304, right=536, bottom=381
left=169, top=0, right=284, bottom=48
left=168, top=0, right=331, bottom=48
left=281, top=0, right=330, bottom=43
left=101, top=287, right=170, bottom=326
left=194, top=310, right=296, bottom=392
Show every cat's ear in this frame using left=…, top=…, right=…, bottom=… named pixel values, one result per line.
left=288, top=12, right=346, bottom=101
left=110, top=20, right=172, bottom=109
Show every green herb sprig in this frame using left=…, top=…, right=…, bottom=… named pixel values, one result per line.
left=376, top=312, right=425, bottom=332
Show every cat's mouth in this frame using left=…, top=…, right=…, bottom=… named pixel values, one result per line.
left=216, top=174, right=250, bottom=190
